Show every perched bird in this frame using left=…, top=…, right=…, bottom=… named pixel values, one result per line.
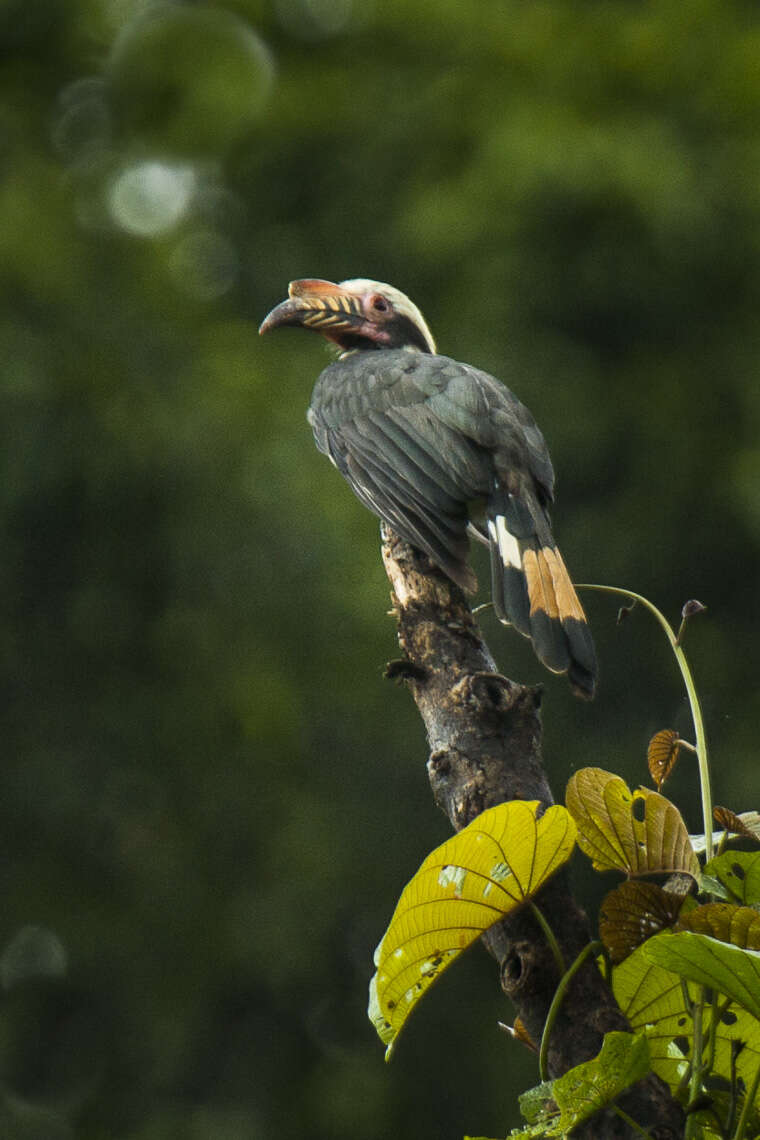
left=260, top=278, right=596, bottom=698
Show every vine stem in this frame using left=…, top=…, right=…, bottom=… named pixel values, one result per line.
left=685, top=989, right=706, bottom=1140
left=577, top=584, right=713, bottom=862
left=733, top=1054, right=760, bottom=1140
left=539, top=940, right=603, bottom=1081
left=529, top=901, right=565, bottom=977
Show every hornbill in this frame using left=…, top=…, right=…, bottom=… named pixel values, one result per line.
left=260, top=278, right=596, bottom=699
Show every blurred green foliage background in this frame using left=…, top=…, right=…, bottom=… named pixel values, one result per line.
left=1, top=0, right=759, bottom=1136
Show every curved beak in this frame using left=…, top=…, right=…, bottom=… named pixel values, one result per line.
left=259, top=279, right=364, bottom=338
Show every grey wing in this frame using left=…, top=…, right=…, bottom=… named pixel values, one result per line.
left=309, top=394, right=492, bottom=592
left=428, top=362, right=555, bottom=501
left=379, top=354, right=556, bottom=503
left=307, top=351, right=554, bottom=592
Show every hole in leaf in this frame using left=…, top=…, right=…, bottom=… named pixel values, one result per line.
left=632, top=797, right=646, bottom=823
left=731, top=862, right=746, bottom=880
left=673, top=1036, right=690, bottom=1056
left=721, top=1010, right=738, bottom=1026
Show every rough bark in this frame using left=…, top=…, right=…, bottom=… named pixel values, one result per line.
left=380, top=523, right=685, bottom=1139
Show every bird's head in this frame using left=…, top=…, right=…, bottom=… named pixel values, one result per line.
left=259, top=278, right=436, bottom=356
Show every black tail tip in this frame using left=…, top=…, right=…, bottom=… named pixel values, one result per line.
left=564, top=616, right=598, bottom=700
left=568, top=663, right=597, bottom=700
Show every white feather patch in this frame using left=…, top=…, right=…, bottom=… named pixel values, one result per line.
left=490, top=516, right=522, bottom=570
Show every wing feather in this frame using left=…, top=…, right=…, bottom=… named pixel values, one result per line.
left=308, top=349, right=594, bottom=694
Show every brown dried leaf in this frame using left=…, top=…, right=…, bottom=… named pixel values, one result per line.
left=647, top=730, right=681, bottom=790
left=600, top=882, right=683, bottom=963
left=511, top=1016, right=538, bottom=1052
left=679, top=903, right=760, bottom=950
left=714, top=807, right=760, bottom=843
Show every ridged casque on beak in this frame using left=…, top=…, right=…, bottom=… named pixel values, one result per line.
left=259, top=280, right=365, bottom=339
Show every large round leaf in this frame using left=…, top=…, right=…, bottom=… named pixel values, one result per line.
left=643, top=930, right=760, bottom=1021
left=368, top=801, right=576, bottom=1057
left=613, top=944, right=760, bottom=1102
left=566, top=767, right=699, bottom=877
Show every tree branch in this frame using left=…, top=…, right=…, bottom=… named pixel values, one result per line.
left=380, top=524, right=685, bottom=1140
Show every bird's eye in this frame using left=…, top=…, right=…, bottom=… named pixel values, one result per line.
left=369, top=294, right=390, bottom=314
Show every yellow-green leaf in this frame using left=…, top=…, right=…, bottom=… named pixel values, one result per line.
left=703, top=850, right=760, bottom=906
left=643, top=930, right=760, bottom=1021
left=613, top=944, right=760, bottom=1101
left=565, top=767, right=699, bottom=878
left=368, top=801, right=576, bottom=1058
left=679, top=902, right=760, bottom=949
left=599, top=881, right=683, bottom=963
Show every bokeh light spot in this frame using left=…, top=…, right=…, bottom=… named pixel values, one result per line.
left=108, top=160, right=196, bottom=237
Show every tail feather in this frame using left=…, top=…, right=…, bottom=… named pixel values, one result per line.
left=488, top=517, right=530, bottom=634
left=543, top=546, right=597, bottom=679
left=488, top=511, right=597, bottom=700
left=523, top=546, right=573, bottom=675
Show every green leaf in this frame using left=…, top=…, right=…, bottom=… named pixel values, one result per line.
left=703, top=850, right=760, bottom=906
left=566, top=767, right=699, bottom=877
left=698, top=873, right=734, bottom=901
left=549, top=1032, right=651, bottom=1135
left=613, top=943, right=760, bottom=1103
left=368, top=801, right=576, bottom=1058
left=643, top=930, right=760, bottom=1020
left=612, top=947, right=693, bottom=1090
left=686, top=1112, right=733, bottom=1140
left=518, top=1080, right=556, bottom=1125
left=510, top=1034, right=651, bottom=1138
